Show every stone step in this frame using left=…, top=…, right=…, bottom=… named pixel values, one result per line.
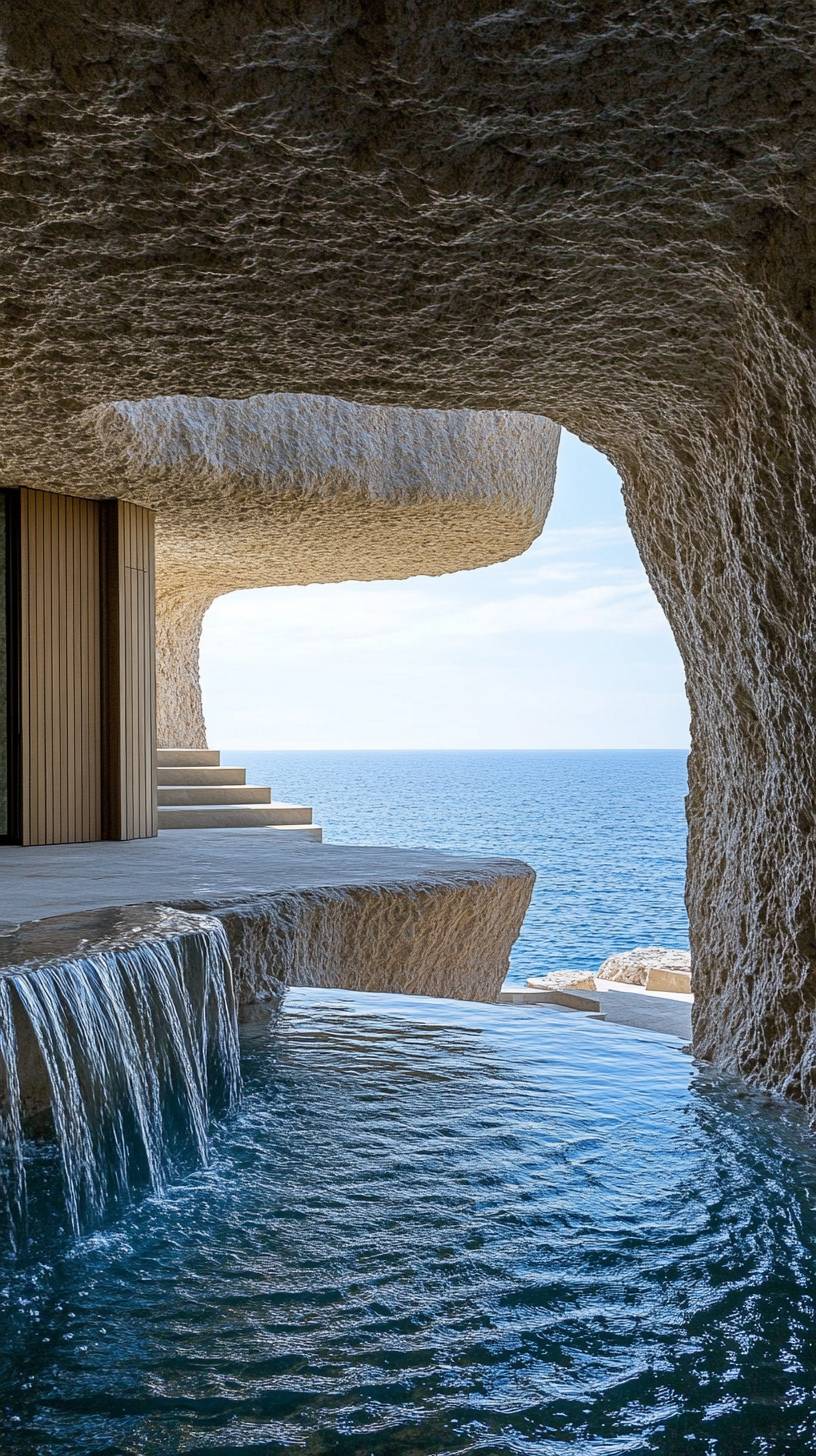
left=158, top=766, right=246, bottom=787
left=157, top=802, right=315, bottom=830
left=643, top=967, right=692, bottom=994
left=158, top=784, right=272, bottom=806
left=157, top=748, right=221, bottom=767
left=154, top=748, right=319, bottom=838
left=498, top=986, right=603, bottom=1012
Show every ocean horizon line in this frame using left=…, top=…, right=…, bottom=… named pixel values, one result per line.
left=227, top=745, right=691, bottom=754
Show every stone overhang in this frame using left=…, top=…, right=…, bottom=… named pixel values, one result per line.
left=0, top=830, right=535, bottom=1119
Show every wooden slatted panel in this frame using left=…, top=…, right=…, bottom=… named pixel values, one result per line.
left=19, top=488, right=102, bottom=845
left=123, top=500, right=157, bottom=839
left=102, top=500, right=157, bottom=840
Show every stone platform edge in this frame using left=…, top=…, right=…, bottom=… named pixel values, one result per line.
left=0, top=855, right=535, bottom=1118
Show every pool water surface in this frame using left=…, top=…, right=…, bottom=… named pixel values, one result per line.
left=2, top=989, right=816, bottom=1455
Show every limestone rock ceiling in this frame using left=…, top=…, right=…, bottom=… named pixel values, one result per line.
left=0, top=2, right=811, bottom=470
left=2, top=3, right=816, bottom=1111
left=88, top=392, right=560, bottom=594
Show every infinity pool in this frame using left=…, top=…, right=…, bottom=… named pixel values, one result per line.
left=3, top=989, right=816, bottom=1454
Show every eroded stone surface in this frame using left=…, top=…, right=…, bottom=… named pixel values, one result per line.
left=527, top=971, right=597, bottom=992
left=598, top=948, right=692, bottom=988
left=0, top=5, right=815, bottom=1108
left=206, top=868, right=533, bottom=1007
left=0, top=851, right=535, bottom=1118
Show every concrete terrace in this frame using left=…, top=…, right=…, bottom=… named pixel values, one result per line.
left=0, top=831, right=536, bottom=1011
left=500, top=980, right=693, bottom=1042
left=0, top=831, right=530, bottom=926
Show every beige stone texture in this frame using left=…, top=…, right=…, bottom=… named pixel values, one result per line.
left=599, top=949, right=692, bottom=989
left=527, top=971, right=598, bottom=992
left=644, top=967, right=693, bottom=995
left=209, top=867, right=534, bottom=1008
left=0, top=5, right=815, bottom=1109
left=0, top=848, right=535, bottom=1120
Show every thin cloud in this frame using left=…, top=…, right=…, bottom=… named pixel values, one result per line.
left=205, top=575, right=670, bottom=669
left=200, top=430, right=689, bottom=748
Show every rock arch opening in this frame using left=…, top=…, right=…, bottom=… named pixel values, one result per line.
left=87, top=374, right=816, bottom=1114
left=197, top=429, right=687, bottom=755
left=196, top=428, right=691, bottom=995
left=0, top=1, right=813, bottom=1111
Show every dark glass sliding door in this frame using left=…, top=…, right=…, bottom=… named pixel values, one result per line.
left=0, top=491, right=19, bottom=842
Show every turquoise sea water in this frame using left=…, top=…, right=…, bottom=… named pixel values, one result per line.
left=240, top=750, right=690, bottom=984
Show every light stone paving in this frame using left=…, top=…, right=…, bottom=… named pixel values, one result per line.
left=0, top=831, right=535, bottom=1008
left=590, top=983, right=692, bottom=1041
left=499, top=981, right=692, bottom=1042
left=0, top=831, right=528, bottom=924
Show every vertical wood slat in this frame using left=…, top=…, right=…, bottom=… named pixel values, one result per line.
left=127, top=500, right=156, bottom=840
left=19, top=488, right=103, bottom=845
left=55, top=494, right=64, bottom=845
left=101, top=499, right=157, bottom=840
left=18, top=491, right=30, bottom=845
left=35, top=489, right=44, bottom=845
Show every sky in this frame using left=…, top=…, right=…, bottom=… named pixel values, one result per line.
left=200, top=431, right=690, bottom=750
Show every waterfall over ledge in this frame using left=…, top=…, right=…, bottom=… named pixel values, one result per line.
left=0, top=909, right=240, bottom=1244
left=0, top=839, right=535, bottom=1248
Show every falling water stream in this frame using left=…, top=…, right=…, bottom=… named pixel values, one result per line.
left=0, top=910, right=241, bottom=1244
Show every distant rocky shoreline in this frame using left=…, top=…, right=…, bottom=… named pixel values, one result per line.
left=528, top=946, right=692, bottom=997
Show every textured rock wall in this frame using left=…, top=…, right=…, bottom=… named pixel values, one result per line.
left=629, top=405, right=816, bottom=1103
left=204, top=866, right=534, bottom=1008
left=155, top=589, right=213, bottom=749
left=0, top=4, right=815, bottom=1106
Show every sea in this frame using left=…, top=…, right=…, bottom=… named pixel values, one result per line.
left=240, top=748, right=690, bottom=985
